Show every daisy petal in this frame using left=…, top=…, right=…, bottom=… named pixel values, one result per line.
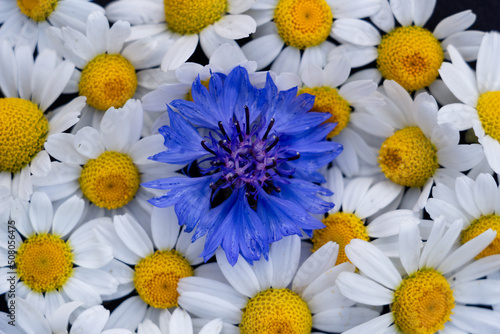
left=52, top=195, right=84, bottom=238
left=313, top=307, right=380, bottom=333
left=270, top=235, right=301, bottom=288
left=412, top=0, right=435, bottom=26
left=451, top=305, right=500, bottom=333
left=29, top=192, right=53, bottom=234
left=390, top=0, right=413, bottom=26
left=473, top=173, right=497, bottom=215
left=331, top=18, right=381, bottom=46
left=336, top=272, right=394, bottom=306
left=161, top=34, right=199, bottom=71
left=213, top=15, right=256, bottom=40
left=433, top=10, right=476, bottom=40
left=399, top=221, right=421, bottom=276
left=452, top=255, right=500, bottom=283
left=437, top=103, right=478, bottom=131
left=74, top=126, right=105, bottom=159
left=216, top=248, right=261, bottom=298
left=476, top=32, right=500, bottom=93
left=114, top=214, right=154, bottom=258
left=323, top=55, right=350, bottom=88
left=341, top=313, right=393, bottom=334
left=482, top=135, right=500, bottom=174
left=454, top=280, right=500, bottom=305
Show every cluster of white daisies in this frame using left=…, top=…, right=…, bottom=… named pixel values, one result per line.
left=0, top=0, right=500, bottom=333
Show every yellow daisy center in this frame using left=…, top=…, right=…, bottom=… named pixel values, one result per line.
left=164, top=0, right=227, bottom=35
left=16, top=234, right=73, bottom=293
left=0, top=97, right=48, bottom=173
left=240, top=288, right=312, bottom=334
left=299, top=86, right=351, bottom=138
left=392, top=269, right=454, bottom=334
left=461, top=214, right=500, bottom=259
left=378, top=126, right=439, bottom=188
left=377, top=26, right=444, bottom=91
left=79, top=54, right=137, bottom=111
left=312, top=212, right=369, bottom=265
left=476, top=91, right=500, bottom=142
left=79, top=151, right=140, bottom=210
left=134, top=250, right=193, bottom=309
left=274, top=0, right=333, bottom=50
left=17, top=0, right=57, bottom=22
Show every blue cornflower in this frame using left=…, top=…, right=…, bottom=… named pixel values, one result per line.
left=143, top=66, right=343, bottom=265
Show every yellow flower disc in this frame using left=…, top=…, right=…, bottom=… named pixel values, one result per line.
left=240, top=288, right=312, bottom=334
left=392, top=269, right=454, bottom=334
left=461, top=214, right=500, bottom=259
left=16, top=234, right=73, bottom=293
left=476, top=91, right=500, bottom=142
left=299, top=87, right=351, bottom=138
left=164, top=0, right=227, bottom=35
left=0, top=97, right=48, bottom=173
left=134, top=250, right=193, bottom=309
left=274, top=0, right=333, bottom=50
left=377, top=26, right=444, bottom=91
left=79, top=151, right=140, bottom=210
left=17, top=0, right=57, bottom=22
left=312, top=212, right=369, bottom=265
left=378, top=126, right=439, bottom=188
left=79, top=54, right=137, bottom=111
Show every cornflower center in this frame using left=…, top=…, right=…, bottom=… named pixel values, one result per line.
left=0, top=97, right=48, bottom=173
left=16, top=234, right=73, bottom=293
left=274, top=0, right=333, bottom=50
left=79, top=54, right=137, bottom=111
left=79, top=151, right=140, bottom=210
left=164, top=0, right=227, bottom=35
left=134, top=250, right=193, bottom=309
left=378, top=126, right=439, bottom=188
left=476, top=91, right=500, bottom=142
left=392, top=269, right=454, bottom=334
left=240, top=288, right=312, bottom=334
left=461, top=214, right=500, bottom=259
left=377, top=26, right=444, bottom=91
left=312, top=212, right=369, bottom=265
left=17, top=0, right=57, bottom=22
left=299, top=86, right=351, bottom=138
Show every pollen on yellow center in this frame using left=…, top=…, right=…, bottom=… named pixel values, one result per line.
left=461, top=214, right=500, bottom=259
left=0, top=97, right=48, bottom=173
left=312, top=212, right=369, bottom=265
left=240, top=288, right=312, bottom=334
left=377, top=26, right=444, bottom=91
left=164, top=0, right=227, bottom=35
left=17, top=0, right=57, bottom=22
left=476, top=91, right=500, bottom=142
left=378, top=126, right=439, bottom=188
left=299, top=86, right=351, bottom=138
left=134, top=250, right=193, bottom=309
left=79, top=151, right=140, bottom=210
left=274, top=0, right=333, bottom=50
left=392, top=269, right=454, bottom=334
left=16, top=234, right=73, bottom=293
left=79, top=54, right=137, bottom=111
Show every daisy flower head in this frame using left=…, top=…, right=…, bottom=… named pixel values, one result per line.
left=242, top=0, right=381, bottom=74
left=438, top=32, right=500, bottom=174
left=33, top=99, right=170, bottom=223
left=178, top=236, right=380, bottom=333
left=0, top=0, right=103, bottom=51
left=143, top=65, right=343, bottom=266
left=136, top=308, right=222, bottom=334
left=336, top=217, right=500, bottom=334
left=330, top=0, right=484, bottom=100
left=105, top=0, right=257, bottom=71
left=351, top=79, right=485, bottom=211
left=0, top=192, right=117, bottom=317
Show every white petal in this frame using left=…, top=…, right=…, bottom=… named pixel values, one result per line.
left=452, top=255, right=500, bottom=284
left=412, top=0, right=435, bottom=26
left=216, top=248, right=261, bottom=298
left=270, top=235, right=301, bottom=288
left=114, top=214, right=154, bottom=258
left=356, top=180, right=402, bottom=218
left=473, top=173, right=497, bottom=215
left=270, top=45, right=300, bottom=75
left=313, top=307, right=380, bottom=333
left=74, top=127, right=105, bottom=159
left=61, top=26, right=96, bottom=62
left=29, top=191, right=53, bottom=234
left=455, top=175, right=481, bottom=218
left=476, top=32, right=500, bottom=93
left=454, top=280, right=500, bottom=305
left=302, top=262, right=354, bottom=304
left=341, top=313, right=393, bottom=334
left=323, top=55, right=350, bottom=88
left=0, top=40, right=18, bottom=97
left=44, top=133, right=87, bottom=165
left=104, top=296, right=147, bottom=331
left=17, top=298, right=51, bottom=334
left=63, top=277, right=102, bottom=306
left=482, top=135, right=500, bottom=174
left=390, top=0, right=413, bottom=26
left=300, top=64, right=324, bottom=88
left=369, top=0, right=395, bottom=33
left=367, top=210, right=420, bottom=238
left=169, top=309, right=193, bottom=334
left=161, top=34, right=199, bottom=71
left=48, top=96, right=86, bottom=136
left=437, top=144, right=484, bottom=171
left=451, top=305, right=500, bottom=333
left=228, top=0, right=257, bottom=14
left=178, top=291, right=242, bottom=324
left=328, top=45, right=378, bottom=68
left=213, top=15, right=256, bottom=40
left=199, top=25, right=238, bottom=59
left=336, top=272, right=393, bottom=306
left=423, top=220, right=463, bottom=269
left=438, top=61, right=478, bottom=107
left=52, top=195, right=84, bottom=238
left=425, top=198, right=469, bottom=223
left=433, top=10, right=476, bottom=40
left=107, top=20, right=131, bottom=54
left=71, top=305, right=110, bottom=334
left=100, top=99, right=143, bottom=152
left=178, top=276, right=247, bottom=309
left=437, top=103, right=478, bottom=131
left=241, top=34, right=283, bottom=70
left=342, top=177, right=373, bottom=213
left=150, top=206, right=180, bottom=251
left=73, top=242, right=114, bottom=269
left=49, top=301, right=83, bottom=333
left=398, top=220, right=421, bottom=276
left=349, top=113, right=394, bottom=138
left=331, top=18, right=381, bottom=46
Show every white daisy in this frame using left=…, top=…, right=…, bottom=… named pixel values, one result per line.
left=330, top=0, right=485, bottom=104
left=0, top=40, right=85, bottom=226
left=336, top=218, right=500, bottom=334
left=105, top=0, right=257, bottom=71
left=178, top=235, right=380, bottom=333
left=242, top=0, right=381, bottom=74
left=32, top=99, right=174, bottom=224
left=0, top=192, right=117, bottom=317
left=137, top=308, right=222, bottom=334
left=438, top=32, right=500, bottom=174
left=0, top=0, right=103, bottom=51
left=350, top=79, right=485, bottom=211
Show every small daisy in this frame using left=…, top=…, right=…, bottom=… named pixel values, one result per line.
left=0, top=40, right=85, bottom=224
left=350, top=79, right=485, bottom=210
left=242, top=0, right=381, bottom=74
left=178, top=235, right=380, bottom=333
left=137, top=308, right=223, bottom=334
left=48, top=11, right=163, bottom=131
left=336, top=218, right=500, bottom=334
left=330, top=0, right=484, bottom=102
left=0, top=0, right=103, bottom=51
left=438, top=32, right=500, bottom=174
left=105, top=0, right=257, bottom=71
left=32, top=99, right=171, bottom=223
left=0, top=192, right=117, bottom=317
